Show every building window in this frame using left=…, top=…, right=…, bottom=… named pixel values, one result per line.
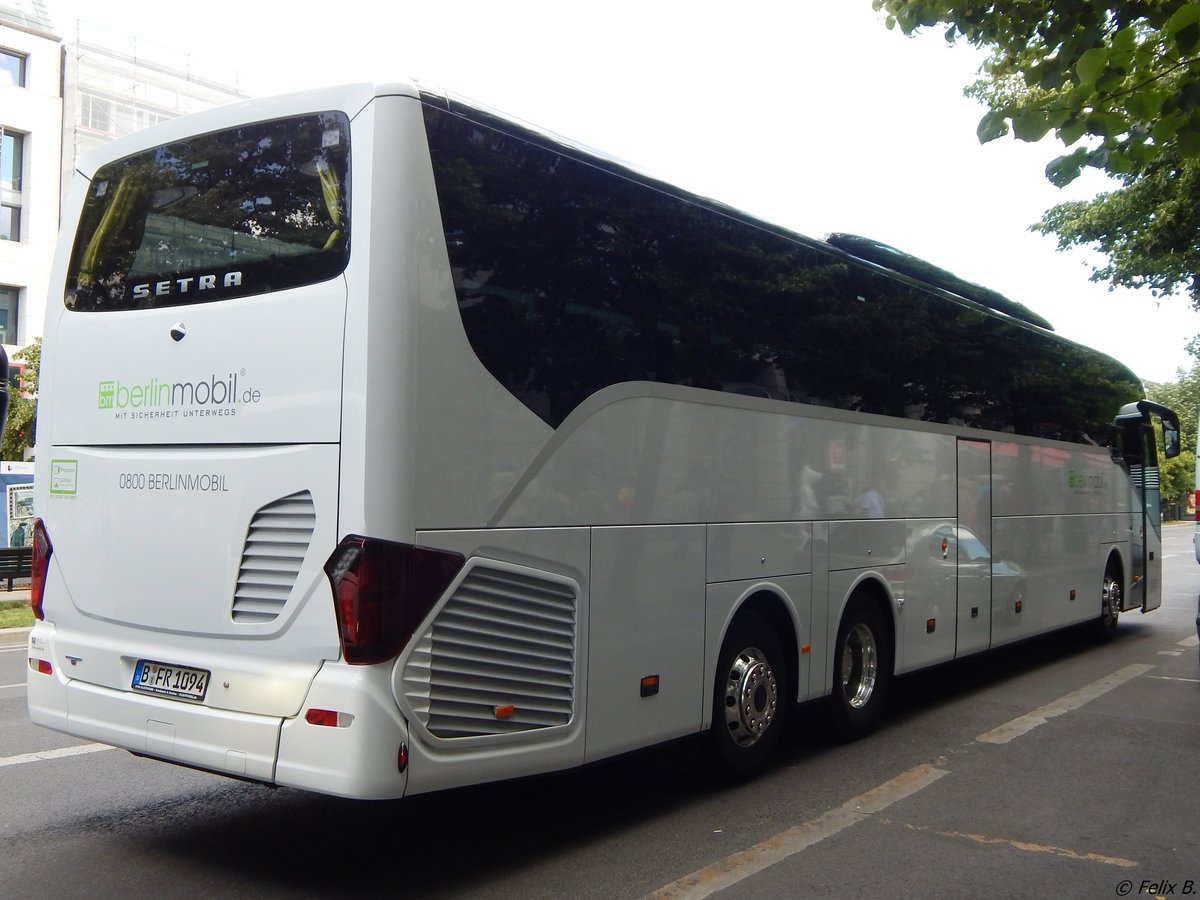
left=81, top=92, right=114, bottom=135
left=0, top=286, right=18, bottom=345
left=1, top=128, right=22, bottom=242
left=0, top=205, right=17, bottom=242
left=80, top=91, right=174, bottom=139
left=0, top=49, right=25, bottom=88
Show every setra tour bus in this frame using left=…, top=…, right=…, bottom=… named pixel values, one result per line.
left=27, top=81, right=1181, bottom=799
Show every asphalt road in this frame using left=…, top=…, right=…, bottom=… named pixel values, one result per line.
left=1, top=527, right=1197, bottom=899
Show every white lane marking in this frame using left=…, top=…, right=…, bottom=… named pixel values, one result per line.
left=0, top=743, right=114, bottom=768
left=1148, top=675, right=1200, bottom=683
left=0, top=646, right=28, bottom=653
left=649, top=764, right=950, bottom=899
left=976, top=664, right=1155, bottom=744
left=0, top=681, right=25, bottom=689
left=1178, top=635, right=1199, bottom=648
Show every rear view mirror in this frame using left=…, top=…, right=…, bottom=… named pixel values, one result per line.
left=1113, top=400, right=1182, bottom=460
left=1161, top=413, right=1181, bottom=459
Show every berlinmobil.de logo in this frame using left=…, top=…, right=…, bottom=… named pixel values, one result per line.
left=97, top=371, right=262, bottom=419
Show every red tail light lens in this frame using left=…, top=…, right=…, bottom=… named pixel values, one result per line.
left=30, top=518, right=52, bottom=621
left=323, top=535, right=464, bottom=665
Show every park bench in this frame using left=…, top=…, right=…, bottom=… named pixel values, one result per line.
left=0, top=546, right=32, bottom=591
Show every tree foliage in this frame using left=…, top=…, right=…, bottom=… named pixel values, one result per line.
left=875, top=2, right=1200, bottom=309
left=874, top=2, right=1200, bottom=184
left=1146, top=363, right=1199, bottom=510
left=1033, top=151, right=1200, bottom=302
left=2, top=338, right=40, bottom=461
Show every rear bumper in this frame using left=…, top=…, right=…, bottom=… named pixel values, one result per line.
left=26, top=622, right=410, bottom=799
left=39, top=676, right=281, bottom=780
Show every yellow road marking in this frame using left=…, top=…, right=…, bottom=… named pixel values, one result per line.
left=650, top=764, right=950, bottom=899
left=906, top=823, right=1138, bottom=868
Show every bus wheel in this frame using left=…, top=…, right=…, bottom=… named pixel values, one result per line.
left=1095, top=567, right=1121, bottom=643
left=830, top=594, right=891, bottom=741
left=711, top=615, right=787, bottom=779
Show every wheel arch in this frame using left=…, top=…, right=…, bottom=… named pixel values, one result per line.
left=1104, top=546, right=1126, bottom=608
left=832, top=573, right=898, bottom=678
left=716, top=585, right=801, bottom=706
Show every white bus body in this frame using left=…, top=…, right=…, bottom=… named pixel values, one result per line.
left=27, top=82, right=1179, bottom=799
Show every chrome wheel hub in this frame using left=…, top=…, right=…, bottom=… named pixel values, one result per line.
left=841, top=623, right=878, bottom=709
left=723, top=648, right=778, bottom=748
left=1103, top=576, right=1121, bottom=624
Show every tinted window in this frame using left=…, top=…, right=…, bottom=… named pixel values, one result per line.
left=423, top=103, right=1140, bottom=446
left=66, top=112, right=351, bottom=311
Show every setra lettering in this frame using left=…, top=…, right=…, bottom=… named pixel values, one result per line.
left=132, top=271, right=242, bottom=301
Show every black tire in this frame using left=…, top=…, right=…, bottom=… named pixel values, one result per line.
left=710, top=614, right=788, bottom=780
left=1094, top=566, right=1121, bottom=643
left=830, top=593, right=892, bottom=741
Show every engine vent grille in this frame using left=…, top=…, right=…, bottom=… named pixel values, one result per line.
left=231, top=491, right=316, bottom=623
left=403, top=563, right=578, bottom=738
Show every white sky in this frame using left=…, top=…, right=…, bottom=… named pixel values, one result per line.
left=52, top=0, right=1200, bottom=383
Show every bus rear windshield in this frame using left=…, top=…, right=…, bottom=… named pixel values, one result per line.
left=65, top=111, right=351, bottom=312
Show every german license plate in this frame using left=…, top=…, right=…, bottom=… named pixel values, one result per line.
left=132, top=659, right=210, bottom=702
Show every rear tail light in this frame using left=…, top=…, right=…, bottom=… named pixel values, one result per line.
left=1195, top=490, right=1199, bottom=522
left=30, top=518, right=52, bottom=621
left=323, top=535, right=464, bottom=665
left=304, top=708, right=354, bottom=728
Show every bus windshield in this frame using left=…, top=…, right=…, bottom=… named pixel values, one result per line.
left=65, top=111, right=351, bottom=312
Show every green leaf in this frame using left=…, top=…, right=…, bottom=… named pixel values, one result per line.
left=1046, top=106, right=1072, bottom=128
left=1058, top=116, right=1088, bottom=145
left=1153, top=112, right=1186, bottom=144
left=977, top=109, right=1010, bottom=143
left=1084, top=111, right=1129, bottom=139
left=1177, top=121, right=1200, bottom=156
left=1068, top=82, right=1097, bottom=108
left=915, top=5, right=941, bottom=28
left=1112, top=25, right=1137, bottom=52
left=1085, top=146, right=1111, bottom=169
left=1105, top=152, right=1134, bottom=175
left=1125, top=90, right=1165, bottom=121
left=1013, top=108, right=1052, bottom=141
left=1096, top=70, right=1126, bottom=93
left=1108, top=47, right=1134, bottom=76
left=1165, top=3, right=1200, bottom=38
left=1176, top=22, right=1200, bottom=56
left=1046, top=147, right=1089, bottom=187
left=1076, top=47, right=1108, bottom=86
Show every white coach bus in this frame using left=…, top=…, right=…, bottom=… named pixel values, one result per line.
left=27, top=82, right=1180, bottom=799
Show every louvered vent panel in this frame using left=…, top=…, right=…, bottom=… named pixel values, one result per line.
left=402, top=564, right=578, bottom=738
left=231, top=491, right=316, bottom=623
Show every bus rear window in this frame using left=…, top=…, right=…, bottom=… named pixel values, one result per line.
left=65, top=111, right=351, bottom=311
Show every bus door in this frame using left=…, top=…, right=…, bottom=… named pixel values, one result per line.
left=1114, top=401, right=1181, bottom=613
left=956, top=439, right=992, bottom=656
